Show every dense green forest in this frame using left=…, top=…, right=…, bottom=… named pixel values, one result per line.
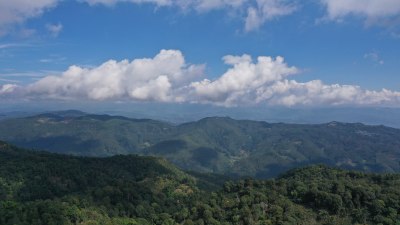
left=1, top=111, right=400, bottom=178
left=1, top=141, right=400, bottom=225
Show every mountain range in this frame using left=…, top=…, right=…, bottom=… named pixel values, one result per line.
left=1, top=110, right=400, bottom=178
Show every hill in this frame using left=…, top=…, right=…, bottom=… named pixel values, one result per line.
left=0, top=141, right=203, bottom=224
left=0, top=112, right=172, bottom=156
left=1, top=142, right=400, bottom=224
left=1, top=111, right=400, bottom=177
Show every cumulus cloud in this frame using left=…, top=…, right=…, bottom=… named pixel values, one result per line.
left=190, top=54, right=298, bottom=105
left=26, top=49, right=204, bottom=101
left=2, top=50, right=400, bottom=107
left=321, top=0, right=400, bottom=25
left=255, top=80, right=400, bottom=106
left=0, top=0, right=58, bottom=35
left=245, top=0, right=297, bottom=31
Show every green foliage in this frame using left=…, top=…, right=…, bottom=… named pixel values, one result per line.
left=0, top=141, right=199, bottom=224
left=1, top=142, right=400, bottom=224
left=1, top=113, right=400, bottom=178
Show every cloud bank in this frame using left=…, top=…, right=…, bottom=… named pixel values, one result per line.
left=26, top=50, right=204, bottom=102
left=2, top=49, right=400, bottom=107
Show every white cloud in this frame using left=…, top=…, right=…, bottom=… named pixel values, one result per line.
left=0, top=84, right=19, bottom=95
left=256, top=80, right=400, bottom=106
left=82, top=0, right=173, bottom=7
left=245, top=0, right=297, bottom=31
left=82, top=0, right=247, bottom=10
left=0, top=44, right=19, bottom=49
left=46, top=23, right=63, bottom=37
left=321, top=0, right=400, bottom=24
left=0, top=0, right=292, bottom=35
left=190, top=54, right=400, bottom=107
left=2, top=50, right=400, bottom=107
left=0, top=0, right=58, bottom=35
left=2, top=0, right=400, bottom=36
left=26, top=49, right=204, bottom=101
left=364, top=52, right=384, bottom=65
left=81, top=0, right=295, bottom=32
left=192, top=0, right=247, bottom=12
left=190, top=54, right=298, bottom=105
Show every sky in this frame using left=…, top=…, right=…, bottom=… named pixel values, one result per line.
left=0, top=0, right=400, bottom=108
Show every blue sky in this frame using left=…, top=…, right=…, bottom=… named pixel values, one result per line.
left=0, top=0, right=400, bottom=107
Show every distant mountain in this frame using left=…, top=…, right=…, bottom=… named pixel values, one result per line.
left=1, top=141, right=400, bottom=224
left=63, top=106, right=400, bottom=128
left=0, top=111, right=172, bottom=156
left=0, top=111, right=38, bottom=121
left=167, top=117, right=400, bottom=177
left=4, top=104, right=400, bottom=127
left=1, top=111, right=400, bottom=177
left=34, top=109, right=88, bottom=118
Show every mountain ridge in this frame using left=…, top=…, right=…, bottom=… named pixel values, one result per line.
left=1, top=111, right=400, bottom=178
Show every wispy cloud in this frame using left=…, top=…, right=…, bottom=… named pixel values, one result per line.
left=0, top=43, right=25, bottom=49
left=0, top=44, right=15, bottom=49
left=39, top=55, right=67, bottom=63
left=0, top=70, right=63, bottom=80
left=46, top=23, right=63, bottom=37
left=364, top=52, right=384, bottom=65
left=0, top=78, right=20, bottom=83
left=82, top=0, right=296, bottom=32
left=245, top=0, right=298, bottom=32
left=0, top=43, right=37, bottom=50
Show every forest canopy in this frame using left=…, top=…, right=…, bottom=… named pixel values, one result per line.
left=1, top=141, right=400, bottom=225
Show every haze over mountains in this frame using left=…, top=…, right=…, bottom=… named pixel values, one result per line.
left=2, top=104, right=400, bottom=128
left=1, top=110, right=400, bottom=178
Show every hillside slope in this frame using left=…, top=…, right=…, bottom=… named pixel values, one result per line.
left=1, top=112, right=400, bottom=177
left=0, top=141, right=201, bottom=224
left=1, top=142, right=400, bottom=224
left=0, top=112, right=172, bottom=156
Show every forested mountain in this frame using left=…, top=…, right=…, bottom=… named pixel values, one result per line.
left=1, top=141, right=400, bottom=225
left=1, top=111, right=400, bottom=177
